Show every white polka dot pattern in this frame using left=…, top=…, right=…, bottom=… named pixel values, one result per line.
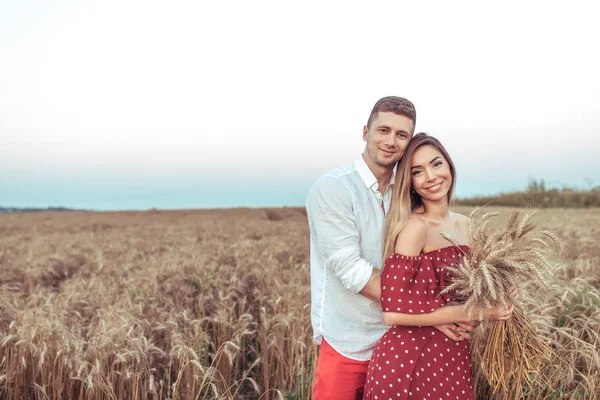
left=364, top=246, right=473, bottom=400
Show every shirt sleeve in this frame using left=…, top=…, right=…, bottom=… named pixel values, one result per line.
left=306, top=176, right=374, bottom=294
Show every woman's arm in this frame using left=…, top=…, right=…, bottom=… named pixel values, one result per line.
left=383, top=302, right=514, bottom=326
left=383, top=303, right=471, bottom=326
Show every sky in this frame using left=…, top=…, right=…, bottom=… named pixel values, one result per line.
left=1, top=1, right=599, bottom=210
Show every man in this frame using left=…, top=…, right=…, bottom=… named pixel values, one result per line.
left=306, top=96, right=472, bottom=399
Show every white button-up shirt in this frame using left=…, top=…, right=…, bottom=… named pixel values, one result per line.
left=306, top=155, right=394, bottom=361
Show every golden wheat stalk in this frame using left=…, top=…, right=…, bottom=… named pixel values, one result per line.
left=441, top=209, right=561, bottom=396
left=478, top=306, right=554, bottom=400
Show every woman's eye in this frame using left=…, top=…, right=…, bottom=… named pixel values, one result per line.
left=434, top=161, right=443, bottom=167
left=412, top=170, right=422, bottom=176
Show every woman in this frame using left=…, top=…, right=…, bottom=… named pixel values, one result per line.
left=363, top=133, right=514, bottom=400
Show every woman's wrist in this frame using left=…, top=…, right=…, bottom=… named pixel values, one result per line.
left=445, top=304, right=470, bottom=324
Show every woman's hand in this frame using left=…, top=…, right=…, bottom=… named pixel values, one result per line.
left=480, top=303, right=514, bottom=320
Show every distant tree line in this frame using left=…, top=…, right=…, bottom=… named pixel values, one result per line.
left=457, top=178, right=600, bottom=208
left=0, top=206, right=82, bottom=214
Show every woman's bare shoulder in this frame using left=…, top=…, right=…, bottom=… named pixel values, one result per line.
left=395, top=215, right=428, bottom=256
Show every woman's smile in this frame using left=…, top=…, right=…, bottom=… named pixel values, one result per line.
left=425, top=180, right=444, bottom=192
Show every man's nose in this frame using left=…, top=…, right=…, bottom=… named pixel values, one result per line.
left=384, top=134, right=396, bottom=147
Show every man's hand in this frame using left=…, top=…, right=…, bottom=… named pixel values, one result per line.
left=433, top=299, right=478, bottom=340
left=433, top=323, right=473, bottom=341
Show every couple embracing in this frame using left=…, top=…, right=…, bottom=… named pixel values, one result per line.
left=306, top=96, right=516, bottom=400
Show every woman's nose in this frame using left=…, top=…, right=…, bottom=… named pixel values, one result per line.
left=425, top=169, right=436, bottom=181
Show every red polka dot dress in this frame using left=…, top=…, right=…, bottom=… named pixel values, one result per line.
left=364, top=245, right=473, bottom=400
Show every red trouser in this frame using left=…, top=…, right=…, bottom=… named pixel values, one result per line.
left=313, top=339, right=370, bottom=400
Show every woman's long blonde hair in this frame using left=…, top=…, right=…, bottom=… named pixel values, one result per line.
left=383, top=133, right=456, bottom=260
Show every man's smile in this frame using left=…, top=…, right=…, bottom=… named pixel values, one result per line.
left=380, top=148, right=397, bottom=156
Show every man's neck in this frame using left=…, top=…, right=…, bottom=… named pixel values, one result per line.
left=362, top=153, right=394, bottom=194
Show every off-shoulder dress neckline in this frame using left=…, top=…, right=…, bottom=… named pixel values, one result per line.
left=388, top=244, right=470, bottom=260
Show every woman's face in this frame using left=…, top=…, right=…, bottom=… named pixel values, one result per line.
left=410, top=145, right=453, bottom=203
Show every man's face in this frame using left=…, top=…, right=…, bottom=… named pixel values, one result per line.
left=363, top=112, right=414, bottom=168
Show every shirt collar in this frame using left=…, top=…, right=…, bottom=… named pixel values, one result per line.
left=354, top=155, right=396, bottom=191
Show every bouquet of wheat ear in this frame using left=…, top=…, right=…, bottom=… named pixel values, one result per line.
left=441, top=209, right=562, bottom=398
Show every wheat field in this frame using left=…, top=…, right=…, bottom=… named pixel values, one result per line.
left=0, top=206, right=598, bottom=399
